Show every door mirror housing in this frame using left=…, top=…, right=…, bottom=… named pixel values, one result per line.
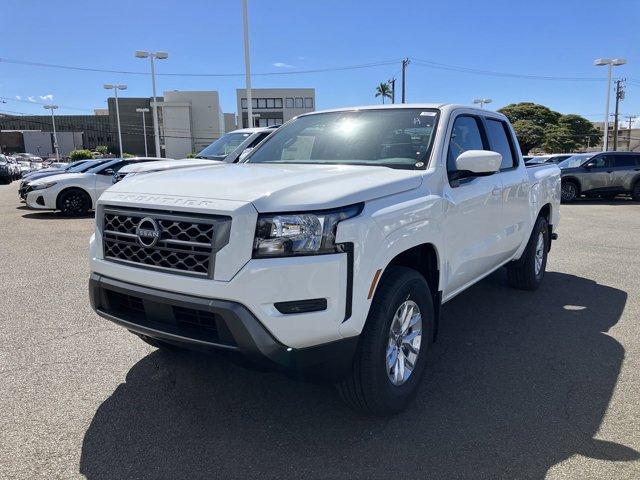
left=452, top=150, right=502, bottom=183
left=101, top=168, right=115, bottom=176
left=238, top=147, right=254, bottom=161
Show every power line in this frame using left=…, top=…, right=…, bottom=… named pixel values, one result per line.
left=411, top=58, right=607, bottom=82
left=0, top=57, right=400, bottom=77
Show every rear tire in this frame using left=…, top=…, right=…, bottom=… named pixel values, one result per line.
left=506, top=215, right=549, bottom=290
left=561, top=180, right=578, bottom=202
left=632, top=182, right=640, bottom=202
left=57, top=189, right=91, bottom=216
left=336, top=266, right=434, bottom=415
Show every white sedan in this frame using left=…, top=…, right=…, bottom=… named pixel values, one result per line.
left=25, top=157, right=164, bottom=215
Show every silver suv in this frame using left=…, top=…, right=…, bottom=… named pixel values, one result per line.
left=560, top=152, right=640, bottom=202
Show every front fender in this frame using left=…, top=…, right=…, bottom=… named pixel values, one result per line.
left=336, top=193, right=444, bottom=338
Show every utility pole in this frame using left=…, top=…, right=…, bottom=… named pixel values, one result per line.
left=242, top=0, right=254, bottom=128
left=401, top=58, right=410, bottom=103
left=388, top=77, right=396, bottom=104
left=626, top=115, right=636, bottom=151
left=613, top=79, right=625, bottom=151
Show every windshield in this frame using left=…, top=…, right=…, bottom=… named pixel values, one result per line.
left=558, top=154, right=595, bottom=169
left=71, top=160, right=106, bottom=172
left=197, top=132, right=252, bottom=158
left=246, top=109, right=438, bottom=169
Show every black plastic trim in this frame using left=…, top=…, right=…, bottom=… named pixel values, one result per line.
left=89, top=273, right=357, bottom=379
left=274, top=298, right=327, bottom=314
left=341, top=242, right=354, bottom=322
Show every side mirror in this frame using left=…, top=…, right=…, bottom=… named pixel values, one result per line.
left=238, top=147, right=254, bottom=161
left=101, top=168, right=115, bottom=176
left=455, top=150, right=502, bottom=175
left=584, top=162, right=594, bottom=169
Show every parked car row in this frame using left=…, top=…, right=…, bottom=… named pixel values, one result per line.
left=0, top=154, right=22, bottom=183
left=12, top=127, right=278, bottom=215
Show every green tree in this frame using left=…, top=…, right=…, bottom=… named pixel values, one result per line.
left=375, top=82, right=392, bottom=104
left=510, top=120, right=545, bottom=154
left=69, top=149, right=94, bottom=160
left=541, top=124, right=577, bottom=153
left=95, top=145, right=108, bottom=155
left=558, top=114, right=601, bottom=149
left=499, top=102, right=561, bottom=127
left=122, top=153, right=135, bottom=158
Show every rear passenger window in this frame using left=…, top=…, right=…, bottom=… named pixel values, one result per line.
left=447, top=116, right=484, bottom=174
left=612, top=155, right=636, bottom=167
left=485, top=119, right=515, bottom=169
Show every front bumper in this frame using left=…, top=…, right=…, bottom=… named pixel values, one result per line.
left=89, top=273, right=358, bottom=379
left=25, top=188, right=56, bottom=209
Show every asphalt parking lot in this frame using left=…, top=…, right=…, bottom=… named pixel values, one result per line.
left=1, top=181, right=639, bottom=480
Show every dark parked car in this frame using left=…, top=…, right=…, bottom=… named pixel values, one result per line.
left=559, top=152, right=640, bottom=202
left=526, top=154, right=574, bottom=165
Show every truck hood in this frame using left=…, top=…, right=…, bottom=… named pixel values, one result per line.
left=107, top=163, right=423, bottom=211
left=120, top=158, right=222, bottom=174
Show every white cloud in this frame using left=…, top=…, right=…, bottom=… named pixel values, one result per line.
left=27, top=96, right=36, bottom=102
left=15, top=95, right=21, bottom=100
left=272, top=62, right=296, bottom=68
left=39, top=94, right=54, bottom=101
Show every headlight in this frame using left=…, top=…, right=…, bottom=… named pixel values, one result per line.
left=253, top=204, right=362, bottom=258
left=31, top=181, right=57, bottom=191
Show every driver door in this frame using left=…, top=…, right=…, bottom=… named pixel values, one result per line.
left=442, top=114, right=504, bottom=299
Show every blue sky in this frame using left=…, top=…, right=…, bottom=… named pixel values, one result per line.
left=1, top=0, right=639, bottom=124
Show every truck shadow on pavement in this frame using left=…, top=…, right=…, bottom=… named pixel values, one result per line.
left=80, top=271, right=638, bottom=480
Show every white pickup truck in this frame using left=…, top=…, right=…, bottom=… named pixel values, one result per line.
left=89, top=104, right=560, bottom=415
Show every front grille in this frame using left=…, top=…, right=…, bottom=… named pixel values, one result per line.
left=102, top=207, right=231, bottom=277
left=107, top=290, right=146, bottom=319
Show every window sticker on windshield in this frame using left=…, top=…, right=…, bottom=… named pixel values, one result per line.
left=420, top=111, right=437, bottom=116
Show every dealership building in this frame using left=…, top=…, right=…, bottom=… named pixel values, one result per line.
left=1, top=87, right=316, bottom=158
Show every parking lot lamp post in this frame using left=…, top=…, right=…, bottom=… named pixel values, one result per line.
left=104, top=84, right=127, bottom=157
left=473, top=98, right=492, bottom=109
left=135, top=50, right=168, bottom=157
left=43, top=105, right=59, bottom=160
left=594, top=58, right=626, bottom=151
left=136, top=107, right=150, bottom=156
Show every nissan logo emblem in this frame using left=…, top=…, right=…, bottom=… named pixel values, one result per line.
left=136, top=217, right=161, bottom=247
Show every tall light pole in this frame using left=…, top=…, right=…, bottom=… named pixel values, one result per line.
left=594, top=58, right=626, bottom=151
left=104, top=84, right=127, bottom=157
left=136, top=107, right=150, bottom=156
left=136, top=50, right=168, bottom=156
left=242, top=0, right=254, bottom=128
left=473, top=98, right=492, bottom=109
left=43, top=105, right=59, bottom=160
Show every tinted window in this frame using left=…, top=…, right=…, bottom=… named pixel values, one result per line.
left=485, top=119, right=515, bottom=169
left=247, top=132, right=269, bottom=148
left=612, top=155, right=636, bottom=167
left=589, top=155, right=612, bottom=168
left=197, top=132, right=251, bottom=158
left=447, top=116, right=484, bottom=173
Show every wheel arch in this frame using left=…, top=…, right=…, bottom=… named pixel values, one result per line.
left=561, top=175, right=581, bottom=193
left=378, top=243, right=441, bottom=341
left=55, top=186, right=93, bottom=211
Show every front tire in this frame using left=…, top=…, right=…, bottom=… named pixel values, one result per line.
left=337, top=266, right=434, bottom=415
left=506, top=215, right=549, bottom=290
left=632, top=182, right=640, bottom=202
left=58, top=189, right=91, bottom=216
left=561, top=180, right=578, bottom=202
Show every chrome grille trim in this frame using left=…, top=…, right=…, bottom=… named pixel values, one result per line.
left=101, top=206, right=231, bottom=278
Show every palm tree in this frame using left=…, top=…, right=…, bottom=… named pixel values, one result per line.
left=375, top=82, right=393, bottom=104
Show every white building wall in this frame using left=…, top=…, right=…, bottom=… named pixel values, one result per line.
left=161, top=91, right=224, bottom=159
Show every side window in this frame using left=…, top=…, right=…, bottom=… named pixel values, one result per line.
left=247, top=132, right=269, bottom=148
left=485, top=118, right=515, bottom=169
left=447, top=116, right=485, bottom=174
left=612, top=155, right=636, bottom=168
left=590, top=155, right=610, bottom=168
